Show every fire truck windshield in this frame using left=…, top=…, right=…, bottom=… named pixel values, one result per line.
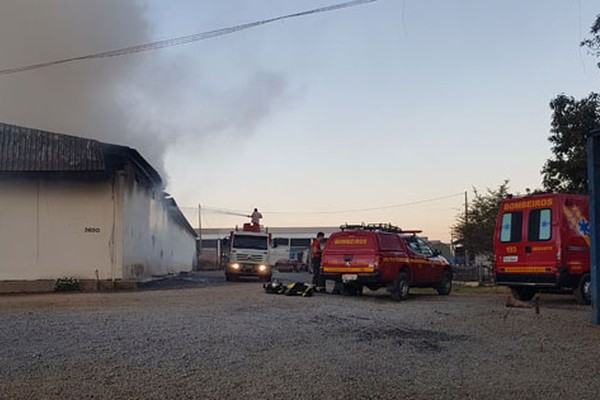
left=232, top=235, right=268, bottom=250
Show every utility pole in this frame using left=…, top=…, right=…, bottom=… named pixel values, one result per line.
left=198, top=203, right=202, bottom=264
left=464, top=190, right=469, bottom=268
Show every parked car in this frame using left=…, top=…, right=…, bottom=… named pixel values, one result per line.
left=321, top=224, right=452, bottom=300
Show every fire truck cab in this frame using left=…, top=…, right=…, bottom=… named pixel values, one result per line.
left=493, top=193, right=591, bottom=304
left=225, top=223, right=272, bottom=282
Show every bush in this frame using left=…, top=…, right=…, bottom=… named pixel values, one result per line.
left=53, top=277, right=81, bottom=292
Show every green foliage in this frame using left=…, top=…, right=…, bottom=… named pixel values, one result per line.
left=452, top=181, right=511, bottom=259
left=53, top=277, right=81, bottom=292
left=581, top=14, right=600, bottom=69
left=541, top=93, right=600, bottom=194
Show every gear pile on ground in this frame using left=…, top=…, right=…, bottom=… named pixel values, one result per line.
left=263, top=280, right=314, bottom=297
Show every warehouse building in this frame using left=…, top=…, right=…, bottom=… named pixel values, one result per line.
left=0, top=122, right=197, bottom=287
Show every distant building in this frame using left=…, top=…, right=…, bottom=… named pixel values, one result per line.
left=0, top=122, right=197, bottom=285
left=198, top=227, right=339, bottom=267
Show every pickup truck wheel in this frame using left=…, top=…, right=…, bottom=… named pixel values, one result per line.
left=510, top=286, right=536, bottom=302
left=225, top=273, right=236, bottom=282
left=436, top=270, right=452, bottom=295
left=391, top=271, right=410, bottom=301
left=261, top=274, right=272, bottom=283
left=574, top=273, right=591, bottom=305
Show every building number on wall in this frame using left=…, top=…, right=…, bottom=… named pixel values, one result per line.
left=84, top=227, right=101, bottom=233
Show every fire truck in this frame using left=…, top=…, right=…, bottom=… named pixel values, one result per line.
left=493, top=193, right=591, bottom=304
left=225, top=223, right=272, bottom=282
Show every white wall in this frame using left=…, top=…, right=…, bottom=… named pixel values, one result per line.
left=0, top=178, right=115, bottom=280
left=121, top=169, right=196, bottom=279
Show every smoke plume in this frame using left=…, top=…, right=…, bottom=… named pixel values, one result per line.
left=0, top=0, right=289, bottom=182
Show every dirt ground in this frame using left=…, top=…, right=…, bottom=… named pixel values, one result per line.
left=1, top=271, right=599, bottom=400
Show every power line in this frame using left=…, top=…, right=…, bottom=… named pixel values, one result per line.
left=181, top=192, right=464, bottom=216
left=0, top=0, right=378, bottom=77
left=267, top=192, right=465, bottom=214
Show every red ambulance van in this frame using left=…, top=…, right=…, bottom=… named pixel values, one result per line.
left=493, top=193, right=591, bottom=304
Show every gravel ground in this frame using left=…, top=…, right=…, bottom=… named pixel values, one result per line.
left=1, top=271, right=599, bottom=400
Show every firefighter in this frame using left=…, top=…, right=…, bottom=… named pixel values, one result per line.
left=248, top=208, right=263, bottom=226
left=311, top=232, right=326, bottom=292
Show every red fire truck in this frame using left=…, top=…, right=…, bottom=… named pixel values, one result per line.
left=493, top=193, right=591, bottom=304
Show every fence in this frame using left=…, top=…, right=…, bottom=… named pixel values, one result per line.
left=452, top=264, right=494, bottom=284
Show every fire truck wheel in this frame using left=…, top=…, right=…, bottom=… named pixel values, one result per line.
left=574, top=273, right=591, bottom=305
left=391, top=271, right=410, bottom=301
left=510, top=286, right=536, bottom=302
left=436, top=270, right=452, bottom=295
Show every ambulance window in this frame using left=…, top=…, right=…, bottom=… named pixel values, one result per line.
left=528, top=209, right=552, bottom=241
left=500, top=212, right=523, bottom=243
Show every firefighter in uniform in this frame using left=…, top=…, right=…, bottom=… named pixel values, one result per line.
left=311, top=232, right=326, bottom=292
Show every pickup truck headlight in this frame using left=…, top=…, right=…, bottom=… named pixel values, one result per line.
left=258, top=264, right=268, bottom=272
left=230, top=263, right=240, bottom=270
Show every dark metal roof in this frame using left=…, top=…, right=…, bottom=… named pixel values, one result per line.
left=0, top=122, right=105, bottom=171
left=0, top=122, right=162, bottom=186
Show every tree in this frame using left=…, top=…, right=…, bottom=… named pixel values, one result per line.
left=541, top=93, right=600, bottom=194
left=581, top=14, right=600, bottom=69
left=452, top=181, right=511, bottom=262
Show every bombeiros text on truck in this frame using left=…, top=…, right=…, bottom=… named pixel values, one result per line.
left=493, top=193, right=591, bottom=304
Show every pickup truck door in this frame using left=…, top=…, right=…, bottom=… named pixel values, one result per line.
left=416, top=238, right=443, bottom=282
left=405, top=236, right=434, bottom=283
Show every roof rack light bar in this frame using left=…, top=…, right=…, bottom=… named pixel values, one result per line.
left=340, top=223, right=403, bottom=233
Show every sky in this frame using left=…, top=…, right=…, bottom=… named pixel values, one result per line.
left=1, top=0, right=599, bottom=241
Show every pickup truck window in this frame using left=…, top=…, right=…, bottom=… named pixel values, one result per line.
left=378, top=233, right=402, bottom=250
left=416, top=238, right=434, bottom=256
left=405, top=236, right=434, bottom=256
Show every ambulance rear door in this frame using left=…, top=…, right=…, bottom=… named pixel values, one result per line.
left=496, top=208, right=525, bottom=269
left=521, top=204, right=557, bottom=272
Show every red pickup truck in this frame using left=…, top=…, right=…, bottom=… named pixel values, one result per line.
left=321, top=224, right=452, bottom=300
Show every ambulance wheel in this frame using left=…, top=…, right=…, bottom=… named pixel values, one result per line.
left=510, top=286, right=536, bottom=302
left=391, top=271, right=410, bottom=301
left=574, top=273, right=591, bottom=305
left=436, top=270, right=452, bottom=295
